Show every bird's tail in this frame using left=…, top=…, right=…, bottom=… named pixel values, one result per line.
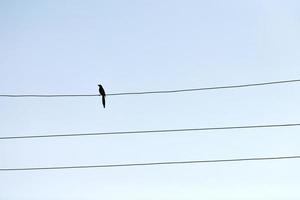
left=102, top=96, right=106, bottom=108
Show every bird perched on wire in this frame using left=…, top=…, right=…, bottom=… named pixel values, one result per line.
left=98, top=84, right=106, bottom=108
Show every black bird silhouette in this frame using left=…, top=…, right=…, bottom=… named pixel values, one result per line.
left=98, top=84, right=106, bottom=108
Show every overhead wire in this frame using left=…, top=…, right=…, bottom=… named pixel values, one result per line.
left=1, top=155, right=299, bottom=171
left=1, top=123, right=300, bottom=140
left=0, top=79, right=299, bottom=98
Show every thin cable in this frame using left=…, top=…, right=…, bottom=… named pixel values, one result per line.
left=1, top=155, right=299, bottom=171
left=1, top=123, right=300, bottom=140
left=0, top=79, right=299, bottom=98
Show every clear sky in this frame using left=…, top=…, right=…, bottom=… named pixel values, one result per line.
left=1, top=0, right=300, bottom=199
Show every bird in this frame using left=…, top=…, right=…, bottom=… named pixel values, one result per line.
left=98, top=84, right=106, bottom=108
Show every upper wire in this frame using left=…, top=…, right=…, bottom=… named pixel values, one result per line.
left=0, top=79, right=299, bottom=98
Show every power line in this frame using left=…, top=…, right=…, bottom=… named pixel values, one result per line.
left=0, top=79, right=299, bottom=98
left=1, top=123, right=299, bottom=140
left=1, top=155, right=299, bottom=171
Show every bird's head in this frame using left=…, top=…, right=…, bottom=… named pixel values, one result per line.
left=98, top=84, right=101, bottom=87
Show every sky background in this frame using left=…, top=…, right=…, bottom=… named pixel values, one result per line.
left=1, top=0, right=300, bottom=199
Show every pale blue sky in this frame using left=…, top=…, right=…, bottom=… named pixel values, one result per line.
left=1, top=0, right=300, bottom=199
